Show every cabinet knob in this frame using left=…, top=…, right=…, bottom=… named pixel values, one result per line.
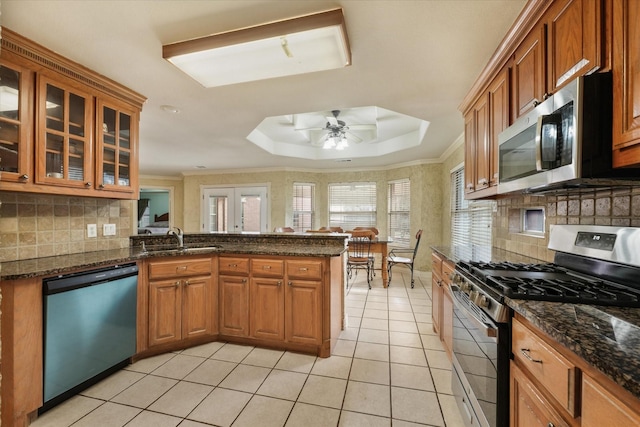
left=288, top=281, right=293, bottom=287
left=466, top=183, right=474, bottom=190
left=98, top=183, right=104, bottom=189
left=547, top=423, right=555, bottom=427
left=478, top=178, right=488, bottom=186
left=185, top=280, right=190, bottom=286
left=242, top=278, right=247, bottom=284
left=277, top=281, right=282, bottom=287
left=85, top=182, right=92, bottom=188
left=20, top=174, right=29, bottom=181
left=175, top=281, right=180, bottom=287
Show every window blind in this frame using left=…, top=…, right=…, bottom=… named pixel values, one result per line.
left=293, top=183, right=314, bottom=232
left=450, top=167, right=494, bottom=260
left=329, top=182, right=376, bottom=230
left=388, top=179, right=411, bottom=245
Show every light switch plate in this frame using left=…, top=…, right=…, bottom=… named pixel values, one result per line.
left=87, top=224, right=97, bottom=238
left=103, top=223, right=116, bottom=236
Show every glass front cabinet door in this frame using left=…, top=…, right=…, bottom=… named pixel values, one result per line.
left=36, top=73, right=93, bottom=189
left=0, top=59, right=33, bottom=184
left=96, top=97, right=138, bottom=194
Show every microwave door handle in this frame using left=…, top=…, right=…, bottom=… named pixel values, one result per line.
left=535, top=113, right=563, bottom=171
left=535, top=115, right=545, bottom=171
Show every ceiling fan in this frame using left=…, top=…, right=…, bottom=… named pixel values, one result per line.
left=293, top=109, right=377, bottom=148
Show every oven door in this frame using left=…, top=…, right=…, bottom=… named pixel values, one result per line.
left=450, top=286, right=510, bottom=427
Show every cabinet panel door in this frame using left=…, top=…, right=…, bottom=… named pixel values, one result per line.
left=148, top=279, right=182, bottom=347
left=431, top=271, right=443, bottom=334
left=464, top=109, right=476, bottom=194
left=442, top=285, right=453, bottom=361
left=182, top=276, right=212, bottom=339
left=513, top=24, right=546, bottom=119
left=612, top=0, right=640, bottom=167
left=250, top=277, right=285, bottom=341
left=546, top=0, right=602, bottom=92
left=0, top=58, right=33, bottom=184
left=36, top=73, right=93, bottom=188
left=286, top=279, right=322, bottom=345
left=582, top=374, right=640, bottom=427
left=219, top=275, right=249, bottom=336
left=488, top=67, right=511, bottom=186
left=474, top=94, right=491, bottom=191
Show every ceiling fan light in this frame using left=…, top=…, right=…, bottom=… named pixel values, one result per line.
left=323, top=138, right=336, bottom=149
left=336, top=135, right=348, bottom=150
left=162, top=8, right=351, bottom=88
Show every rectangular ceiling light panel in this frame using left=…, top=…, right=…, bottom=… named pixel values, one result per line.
left=163, top=8, right=351, bottom=88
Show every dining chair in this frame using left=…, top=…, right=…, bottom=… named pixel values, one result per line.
left=347, top=229, right=375, bottom=289
left=274, top=226, right=295, bottom=232
left=319, top=226, right=344, bottom=233
left=387, top=229, right=423, bottom=288
left=353, top=226, right=379, bottom=276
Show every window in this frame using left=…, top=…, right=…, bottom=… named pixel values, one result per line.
left=328, top=182, right=376, bottom=230
left=450, top=167, right=494, bottom=260
left=388, top=179, right=410, bottom=245
left=293, top=183, right=315, bottom=232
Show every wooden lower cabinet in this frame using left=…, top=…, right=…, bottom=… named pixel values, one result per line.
left=250, top=276, right=285, bottom=340
left=219, top=274, right=250, bottom=336
left=441, top=284, right=453, bottom=360
left=582, top=374, right=640, bottom=427
left=147, top=257, right=215, bottom=348
left=286, top=279, right=322, bottom=345
left=431, top=252, right=444, bottom=334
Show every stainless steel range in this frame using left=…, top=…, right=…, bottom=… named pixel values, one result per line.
left=448, top=225, right=640, bottom=427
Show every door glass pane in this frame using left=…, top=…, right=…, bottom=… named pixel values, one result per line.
left=118, top=152, right=130, bottom=185
left=46, top=84, right=64, bottom=131
left=68, top=138, right=84, bottom=181
left=68, top=93, right=85, bottom=137
left=103, top=107, right=116, bottom=144
left=0, top=66, right=20, bottom=120
left=0, top=123, right=19, bottom=173
left=119, top=112, right=130, bottom=149
left=46, top=133, right=64, bottom=176
left=208, top=196, right=228, bottom=232
left=240, top=194, right=261, bottom=232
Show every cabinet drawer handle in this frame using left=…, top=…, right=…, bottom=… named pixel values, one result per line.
left=520, top=348, right=543, bottom=364
left=263, top=265, right=271, bottom=270
left=176, top=266, right=188, bottom=271
left=229, top=264, right=237, bottom=268
left=299, top=267, right=308, bottom=272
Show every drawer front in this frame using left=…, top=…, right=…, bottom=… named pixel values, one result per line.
left=219, top=257, right=250, bottom=275
left=442, top=261, right=455, bottom=287
left=286, top=260, right=323, bottom=280
left=251, top=259, right=284, bottom=277
left=149, top=258, right=212, bottom=279
left=512, top=317, right=577, bottom=415
left=431, top=253, right=443, bottom=274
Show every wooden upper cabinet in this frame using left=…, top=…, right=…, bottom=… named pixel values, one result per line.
left=473, top=94, right=491, bottom=192
left=0, top=58, right=33, bottom=184
left=612, top=0, right=640, bottom=167
left=488, top=67, right=511, bottom=187
left=513, top=23, right=546, bottom=119
left=546, top=0, right=602, bottom=92
left=463, top=108, right=477, bottom=194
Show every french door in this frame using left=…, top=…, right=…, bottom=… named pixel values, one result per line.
left=201, top=186, right=268, bottom=232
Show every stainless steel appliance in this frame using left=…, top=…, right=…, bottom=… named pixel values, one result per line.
left=42, top=263, right=138, bottom=412
left=449, top=225, right=640, bottom=427
left=497, top=72, right=640, bottom=194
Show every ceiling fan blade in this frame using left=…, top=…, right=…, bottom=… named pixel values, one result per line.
left=345, top=130, right=363, bottom=143
left=348, top=124, right=377, bottom=131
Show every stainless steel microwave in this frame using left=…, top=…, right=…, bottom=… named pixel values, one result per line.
left=497, top=72, right=640, bottom=194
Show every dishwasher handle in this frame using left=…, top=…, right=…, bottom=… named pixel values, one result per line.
left=44, top=263, right=138, bottom=295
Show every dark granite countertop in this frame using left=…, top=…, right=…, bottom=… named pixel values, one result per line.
left=507, top=299, right=640, bottom=400
left=429, top=246, right=640, bottom=401
left=430, top=245, right=544, bottom=264
left=1, top=233, right=348, bottom=281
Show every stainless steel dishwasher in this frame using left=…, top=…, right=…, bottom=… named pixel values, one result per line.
left=42, top=263, right=138, bottom=412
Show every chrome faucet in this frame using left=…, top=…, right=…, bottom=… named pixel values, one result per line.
left=167, top=227, right=184, bottom=250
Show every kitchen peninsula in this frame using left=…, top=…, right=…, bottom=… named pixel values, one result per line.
left=0, top=232, right=347, bottom=427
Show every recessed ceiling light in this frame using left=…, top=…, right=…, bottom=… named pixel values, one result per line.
left=160, top=105, right=181, bottom=113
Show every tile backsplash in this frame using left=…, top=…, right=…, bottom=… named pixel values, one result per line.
left=493, top=187, right=640, bottom=263
left=0, top=192, right=132, bottom=262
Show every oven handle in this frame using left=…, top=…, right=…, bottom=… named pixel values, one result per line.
left=450, top=286, right=498, bottom=338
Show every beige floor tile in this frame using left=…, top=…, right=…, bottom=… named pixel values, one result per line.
left=338, top=411, right=391, bottom=427
left=438, top=393, right=467, bottom=427
left=219, top=364, right=271, bottom=393
left=31, top=395, right=103, bottom=427
left=365, top=301, right=388, bottom=311
left=389, top=331, right=422, bottom=348
left=389, top=346, right=428, bottom=366
left=111, top=375, right=177, bottom=408
left=275, top=351, right=317, bottom=373
left=414, top=313, right=434, bottom=324
left=126, top=352, right=176, bottom=374
left=342, top=381, right=391, bottom=417
left=346, top=298, right=366, bottom=308
left=232, top=395, right=294, bottom=427
left=421, top=333, right=446, bottom=350
left=390, top=363, right=434, bottom=391
left=388, top=311, right=414, bottom=322
left=425, top=349, right=451, bottom=370
left=311, top=354, right=352, bottom=379
left=346, top=306, right=364, bottom=317
left=338, top=326, right=360, bottom=341
left=297, top=375, right=347, bottom=409
left=187, top=388, right=252, bottom=427
left=346, top=315, right=362, bottom=328
left=183, top=358, right=237, bottom=386
left=354, top=342, right=390, bottom=362
left=285, top=402, right=340, bottom=427
left=367, top=295, right=388, bottom=303
left=211, top=343, right=254, bottom=362
left=242, top=347, right=285, bottom=368
left=363, top=308, right=389, bottom=319
left=125, top=410, right=182, bottom=427
left=257, top=369, right=308, bottom=400
left=391, top=387, right=444, bottom=426
left=431, top=368, right=453, bottom=394
left=349, top=358, right=390, bottom=385
left=389, top=320, right=418, bottom=333
left=357, top=328, right=389, bottom=344
left=174, top=421, right=211, bottom=427
left=72, top=401, right=140, bottom=427
left=332, top=339, right=356, bottom=357
left=411, top=304, right=431, bottom=314
left=151, top=354, right=204, bottom=379
left=180, top=341, right=225, bottom=358
left=147, top=381, right=213, bottom=417
left=81, top=369, right=145, bottom=400
left=361, top=317, right=389, bottom=331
